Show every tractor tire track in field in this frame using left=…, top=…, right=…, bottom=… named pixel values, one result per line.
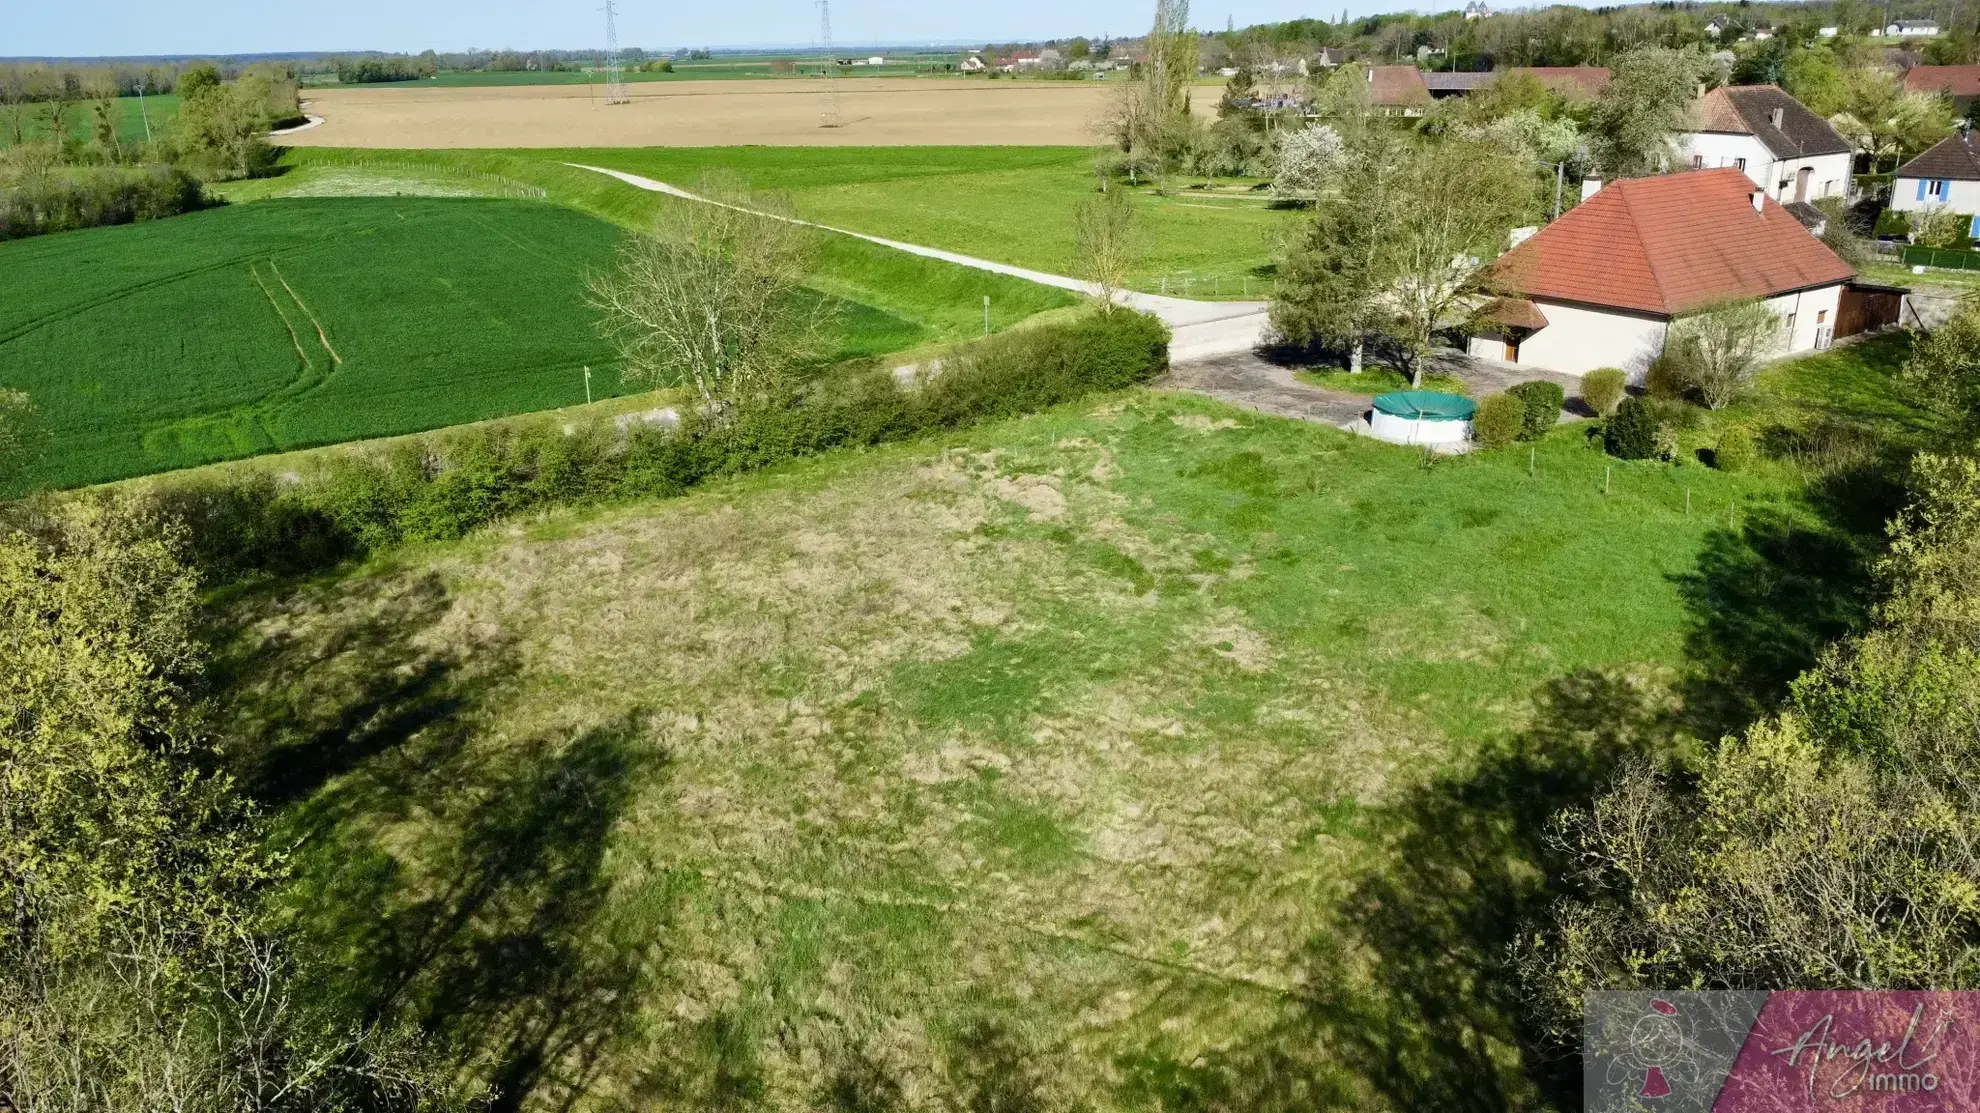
left=0, top=230, right=368, bottom=348
left=249, top=262, right=318, bottom=382
left=265, top=260, right=343, bottom=368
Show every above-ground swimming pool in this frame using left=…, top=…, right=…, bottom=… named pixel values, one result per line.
left=1368, top=391, right=1476, bottom=448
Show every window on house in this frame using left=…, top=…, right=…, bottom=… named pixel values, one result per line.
left=1918, top=178, right=1952, bottom=202
left=1785, top=313, right=1797, bottom=336
left=1735, top=157, right=1748, bottom=171
left=1692, top=155, right=1704, bottom=169
left=1817, top=310, right=1828, bottom=324
left=1823, top=180, right=1836, bottom=197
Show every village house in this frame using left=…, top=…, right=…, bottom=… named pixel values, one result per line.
left=1679, top=85, right=1853, bottom=203
left=1404, top=65, right=1609, bottom=102
left=1469, top=169, right=1861, bottom=377
left=1887, top=19, right=1942, bottom=36
left=1892, top=129, right=1980, bottom=230
left=1904, top=64, right=1980, bottom=113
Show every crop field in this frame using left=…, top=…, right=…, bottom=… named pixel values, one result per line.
left=12, top=92, right=181, bottom=144
left=349, top=54, right=977, bottom=87
left=0, top=195, right=1067, bottom=490
left=207, top=338, right=1926, bottom=1111
left=266, top=146, right=1294, bottom=296
left=281, top=78, right=1190, bottom=148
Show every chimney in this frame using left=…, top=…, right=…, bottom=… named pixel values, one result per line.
left=1751, top=189, right=1765, bottom=213
left=1769, top=106, right=1785, bottom=130
left=1581, top=176, right=1604, bottom=201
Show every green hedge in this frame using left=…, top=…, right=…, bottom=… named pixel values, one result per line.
left=0, top=165, right=208, bottom=242
left=148, top=309, right=1172, bottom=583
left=1874, top=209, right=1911, bottom=238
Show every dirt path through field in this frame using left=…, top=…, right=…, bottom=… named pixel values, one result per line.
left=571, top=163, right=1271, bottom=359
left=283, top=78, right=1204, bottom=148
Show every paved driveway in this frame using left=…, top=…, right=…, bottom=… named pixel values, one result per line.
left=1157, top=346, right=1587, bottom=427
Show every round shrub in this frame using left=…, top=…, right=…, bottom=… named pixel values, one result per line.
left=1581, top=367, right=1627, bottom=417
left=1715, top=424, right=1757, bottom=473
left=1643, top=355, right=1686, bottom=400
left=1507, top=380, right=1566, bottom=441
left=1604, top=397, right=1659, bottom=460
left=1472, top=393, right=1525, bottom=450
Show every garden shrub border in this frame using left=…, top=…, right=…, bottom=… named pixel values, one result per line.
left=142, top=309, right=1172, bottom=583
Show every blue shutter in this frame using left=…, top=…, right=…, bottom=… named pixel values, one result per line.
left=1919, top=178, right=1929, bottom=201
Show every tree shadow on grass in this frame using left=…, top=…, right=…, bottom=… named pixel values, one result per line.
left=1673, top=458, right=1900, bottom=739
left=1115, top=669, right=1681, bottom=1112
left=211, top=573, right=662, bottom=1111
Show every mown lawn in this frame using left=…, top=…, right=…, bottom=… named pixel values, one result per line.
left=263, top=146, right=1295, bottom=297
left=206, top=337, right=1930, bottom=1111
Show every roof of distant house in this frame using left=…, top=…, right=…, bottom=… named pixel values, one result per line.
left=1905, top=64, right=1980, bottom=97
left=1518, top=66, right=1610, bottom=98
left=1896, top=129, right=1980, bottom=181
left=1691, top=85, right=1851, bottom=159
left=1368, top=65, right=1431, bottom=106
left=1384, top=65, right=1607, bottom=102
left=1490, top=168, right=1855, bottom=316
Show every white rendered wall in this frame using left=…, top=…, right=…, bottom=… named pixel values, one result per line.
left=1764, top=284, right=1844, bottom=352
left=1683, top=133, right=1853, bottom=200
left=1511, top=301, right=1669, bottom=378
left=1891, top=178, right=1980, bottom=213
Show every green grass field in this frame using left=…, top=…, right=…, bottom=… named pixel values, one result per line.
left=262, top=147, right=1294, bottom=298
left=204, top=337, right=1929, bottom=1111
left=10, top=93, right=181, bottom=145
left=0, top=195, right=1068, bottom=490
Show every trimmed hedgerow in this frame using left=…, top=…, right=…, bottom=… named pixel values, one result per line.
left=148, top=309, right=1171, bottom=583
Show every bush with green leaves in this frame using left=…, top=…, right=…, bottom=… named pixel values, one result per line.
left=1471, top=393, right=1525, bottom=449
left=1580, top=368, right=1627, bottom=417
left=1603, top=397, right=1659, bottom=460
left=1714, top=424, right=1757, bottom=472
left=0, top=165, right=207, bottom=242
left=147, top=309, right=1172, bottom=584
left=1911, top=205, right=1971, bottom=250
left=1507, top=380, right=1565, bottom=441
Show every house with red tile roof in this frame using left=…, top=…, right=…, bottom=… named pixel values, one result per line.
left=1374, top=65, right=1608, bottom=111
left=1469, top=169, right=1857, bottom=376
left=1679, top=85, right=1853, bottom=203
left=1367, top=65, right=1432, bottom=114
left=1903, top=64, right=1980, bottom=111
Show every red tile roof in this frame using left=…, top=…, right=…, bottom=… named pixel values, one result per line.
left=1491, top=168, right=1856, bottom=316
left=1906, top=65, right=1980, bottom=97
left=1368, top=65, right=1430, bottom=107
left=1517, top=66, right=1610, bottom=98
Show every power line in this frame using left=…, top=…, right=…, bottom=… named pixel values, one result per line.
left=603, top=0, right=629, bottom=105
left=818, top=0, right=842, bottom=128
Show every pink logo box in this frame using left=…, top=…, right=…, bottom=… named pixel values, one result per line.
left=1585, top=991, right=1980, bottom=1112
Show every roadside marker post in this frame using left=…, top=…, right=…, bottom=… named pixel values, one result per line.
left=584, top=366, right=592, bottom=404
left=1604, top=466, right=1611, bottom=495
left=983, top=296, right=990, bottom=336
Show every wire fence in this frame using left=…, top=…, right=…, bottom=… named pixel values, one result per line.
left=1135, top=273, right=1267, bottom=300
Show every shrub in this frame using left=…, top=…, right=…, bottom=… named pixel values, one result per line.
left=1873, top=208, right=1912, bottom=238
left=1912, top=206, right=1971, bottom=250
left=1581, top=368, right=1627, bottom=417
left=139, top=309, right=1172, bottom=585
left=0, top=165, right=207, bottom=242
left=1507, top=380, right=1566, bottom=440
left=1652, top=422, right=1680, bottom=463
left=1661, top=299, right=1781, bottom=410
left=1643, top=355, right=1686, bottom=400
left=1604, top=397, right=1659, bottom=460
left=1714, top=424, right=1757, bottom=472
left=1471, top=393, right=1524, bottom=449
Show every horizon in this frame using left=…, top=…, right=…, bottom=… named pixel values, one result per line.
left=11, top=1, right=1371, bottom=61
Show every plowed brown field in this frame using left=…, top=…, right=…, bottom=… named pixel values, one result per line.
left=284, top=78, right=1195, bottom=148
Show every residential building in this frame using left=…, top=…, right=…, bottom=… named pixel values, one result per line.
left=1469, top=169, right=1857, bottom=376
left=1366, top=65, right=1432, bottom=114
left=1463, top=2, right=1493, bottom=19
left=1385, top=65, right=1608, bottom=106
left=1887, top=19, right=1942, bottom=36
left=1892, top=129, right=1980, bottom=227
left=1904, top=64, right=1980, bottom=113
left=1819, top=26, right=1840, bottom=37
left=1679, top=85, right=1853, bottom=203
left=1705, top=17, right=1729, bottom=37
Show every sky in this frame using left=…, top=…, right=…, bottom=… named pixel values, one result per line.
left=11, top=0, right=1373, bottom=59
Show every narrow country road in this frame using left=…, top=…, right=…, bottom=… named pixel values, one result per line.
left=567, top=163, right=1271, bottom=362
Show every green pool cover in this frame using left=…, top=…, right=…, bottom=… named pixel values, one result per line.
left=1371, top=391, right=1477, bottom=421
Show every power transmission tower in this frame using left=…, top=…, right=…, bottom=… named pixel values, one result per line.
left=818, top=0, right=843, bottom=127
left=603, top=0, right=629, bottom=105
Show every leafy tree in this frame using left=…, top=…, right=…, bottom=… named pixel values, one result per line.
left=1659, top=298, right=1781, bottom=409
left=1217, top=64, right=1259, bottom=125
left=1829, top=66, right=1955, bottom=173
left=1272, top=136, right=1534, bottom=382
left=587, top=176, right=831, bottom=402
left=176, top=63, right=220, bottom=99
left=173, top=73, right=287, bottom=179
left=1073, top=185, right=1137, bottom=311
left=1780, top=45, right=1847, bottom=116
left=1904, top=292, right=1980, bottom=430
left=1521, top=452, right=1980, bottom=1033
left=1587, top=46, right=1715, bottom=178
left=0, top=501, right=464, bottom=1111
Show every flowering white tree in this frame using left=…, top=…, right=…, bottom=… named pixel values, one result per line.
left=1270, top=124, right=1345, bottom=203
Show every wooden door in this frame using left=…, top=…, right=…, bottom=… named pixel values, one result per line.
left=1795, top=167, right=1811, bottom=203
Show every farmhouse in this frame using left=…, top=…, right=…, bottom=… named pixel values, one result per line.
left=1470, top=169, right=1858, bottom=377
left=1888, top=19, right=1942, bottom=36
left=1413, top=66, right=1610, bottom=100
left=1904, top=64, right=1980, bottom=112
left=1679, top=85, right=1852, bottom=203
left=1892, top=129, right=1980, bottom=222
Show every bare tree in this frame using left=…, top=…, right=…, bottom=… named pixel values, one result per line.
left=1073, top=186, right=1137, bottom=311
left=1659, top=298, right=1781, bottom=409
left=587, top=175, right=832, bottom=403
